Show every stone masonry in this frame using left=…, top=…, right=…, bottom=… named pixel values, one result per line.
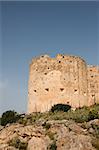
left=28, top=54, right=99, bottom=113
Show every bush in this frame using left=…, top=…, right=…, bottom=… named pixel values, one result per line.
left=88, top=110, right=99, bottom=121
left=1, top=110, right=20, bottom=126
left=42, top=122, right=51, bottom=130
left=46, top=131, right=55, bottom=140
left=9, top=137, right=20, bottom=148
left=48, top=141, right=57, bottom=150
left=8, top=137, right=28, bottom=150
left=18, top=117, right=28, bottom=126
left=50, top=104, right=71, bottom=112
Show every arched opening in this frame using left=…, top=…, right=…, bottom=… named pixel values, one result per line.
left=60, top=88, right=64, bottom=92
left=45, top=88, right=49, bottom=92
left=50, top=104, right=71, bottom=112
left=74, top=89, right=78, bottom=94
left=92, top=94, right=95, bottom=97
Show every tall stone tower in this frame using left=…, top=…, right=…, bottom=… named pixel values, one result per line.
left=28, top=54, right=99, bottom=113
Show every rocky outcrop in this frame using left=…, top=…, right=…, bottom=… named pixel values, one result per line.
left=28, top=136, right=50, bottom=150
left=0, top=119, right=99, bottom=150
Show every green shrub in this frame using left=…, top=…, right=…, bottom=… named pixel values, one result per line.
left=70, top=104, right=99, bottom=123
left=42, top=122, right=51, bottom=130
left=51, top=104, right=71, bottom=112
left=90, top=104, right=99, bottom=112
left=73, top=113, right=89, bottom=123
left=1, top=110, right=20, bottom=126
left=9, top=137, right=20, bottom=148
left=88, top=110, right=99, bottom=121
left=18, top=117, right=28, bottom=125
left=8, top=137, right=28, bottom=150
left=64, top=108, right=89, bottom=123
left=46, top=131, right=55, bottom=140
left=48, top=141, right=57, bottom=150
left=19, top=142, right=28, bottom=150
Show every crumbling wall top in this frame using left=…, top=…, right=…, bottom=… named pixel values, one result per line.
left=30, top=54, right=86, bottom=66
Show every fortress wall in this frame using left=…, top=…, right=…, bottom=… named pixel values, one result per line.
left=56, top=54, right=88, bottom=108
left=28, top=54, right=88, bottom=113
left=87, top=65, right=99, bottom=105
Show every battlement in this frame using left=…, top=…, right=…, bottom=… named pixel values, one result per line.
left=28, top=54, right=99, bottom=113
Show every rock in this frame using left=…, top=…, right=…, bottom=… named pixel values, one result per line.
left=88, top=127, right=95, bottom=134
left=57, top=133, right=96, bottom=150
left=0, top=144, right=16, bottom=150
left=0, top=120, right=97, bottom=150
left=68, top=123, right=85, bottom=134
left=27, top=136, right=50, bottom=150
left=89, top=119, right=99, bottom=126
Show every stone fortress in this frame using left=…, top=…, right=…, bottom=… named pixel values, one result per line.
left=28, top=54, right=99, bottom=113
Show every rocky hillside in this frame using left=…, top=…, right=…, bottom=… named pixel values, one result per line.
left=0, top=105, right=99, bottom=150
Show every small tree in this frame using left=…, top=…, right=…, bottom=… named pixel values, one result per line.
left=88, top=110, right=99, bottom=121
left=50, top=104, right=71, bottom=112
left=1, top=110, right=20, bottom=126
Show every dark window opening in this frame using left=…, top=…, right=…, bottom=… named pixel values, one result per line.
left=67, top=101, right=69, bottom=104
left=74, top=89, right=77, bottom=92
left=59, top=61, right=61, bottom=63
left=63, top=56, right=64, bottom=58
left=34, top=90, right=37, bottom=92
left=45, top=88, right=49, bottom=91
left=48, top=67, right=49, bottom=69
left=91, top=75, right=93, bottom=78
left=92, top=94, right=95, bottom=97
left=90, top=69, right=92, bottom=71
left=60, top=88, right=64, bottom=91
left=41, top=55, right=44, bottom=57
left=45, top=61, right=47, bottom=63
left=51, top=104, right=71, bottom=112
left=44, top=73, right=47, bottom=75
left=70, top=60, right=72, bottom=63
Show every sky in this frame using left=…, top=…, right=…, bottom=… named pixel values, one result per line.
left=0, top=1, right=99, bottom=115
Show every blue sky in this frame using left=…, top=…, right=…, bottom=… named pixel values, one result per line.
left=0, top=1, right=99, bottom=115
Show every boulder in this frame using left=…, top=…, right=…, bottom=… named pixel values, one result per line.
left=27, top=136, right=50, bottom=150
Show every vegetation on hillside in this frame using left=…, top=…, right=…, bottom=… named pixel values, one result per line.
left=8, top=137, right=28, bottom=150
left=0, top=104, right=99, bottom=126
left=0, top=110, right=21, bottom=126
left=0, top=104, right=99, bottom=150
